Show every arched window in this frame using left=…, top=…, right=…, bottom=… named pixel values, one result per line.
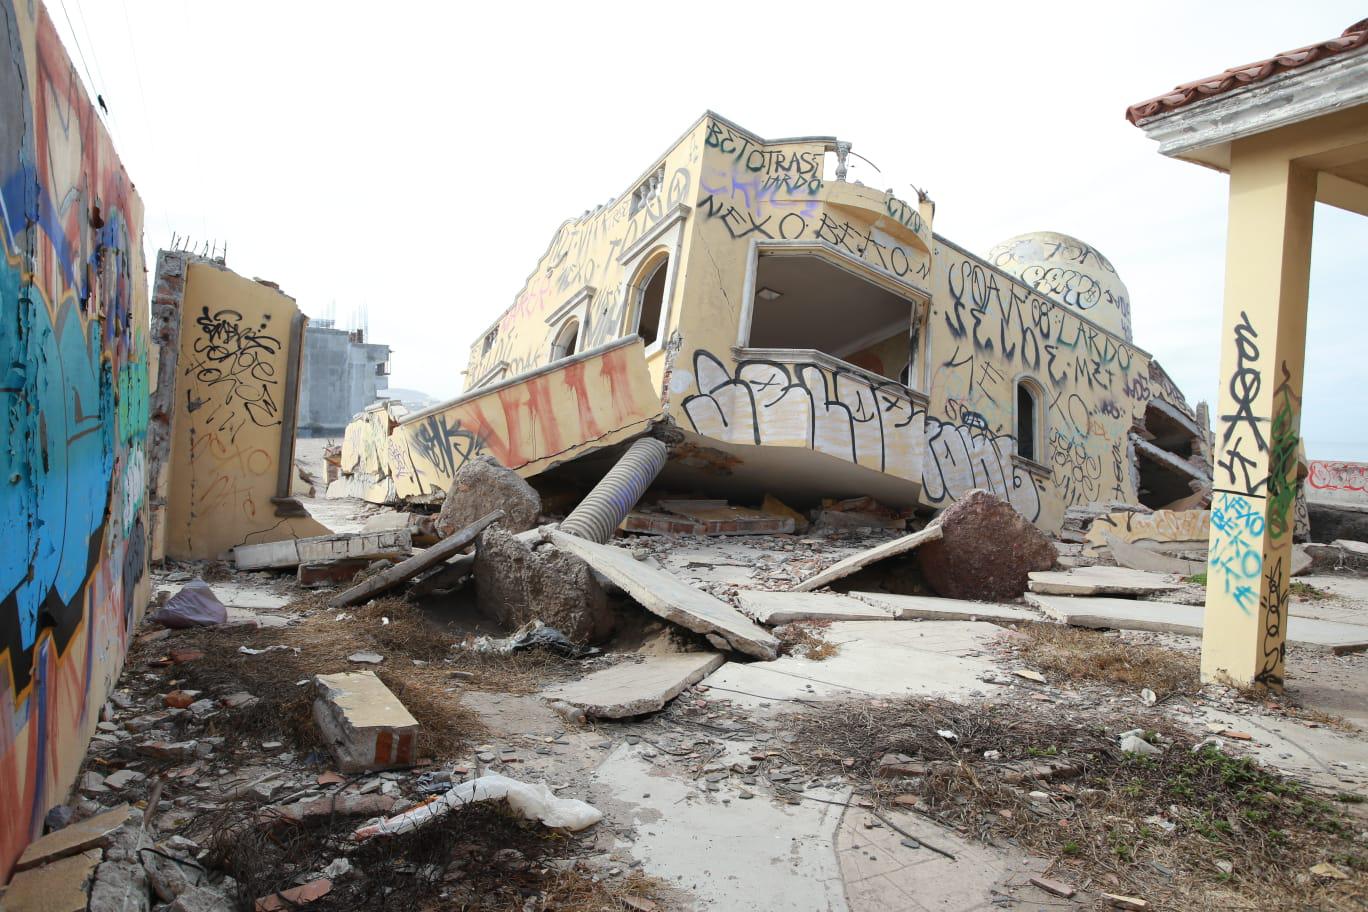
left=550, top=318, right=580, bottom=361
left=1016, top=380, right=1039, bottom=463
left=633, top=256, right=668, bottom=347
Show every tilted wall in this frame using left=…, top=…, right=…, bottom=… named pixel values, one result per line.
left=0, top=0, right=150, bottom=879
left=162, top=261, right=327, bottom=558
left=338, top=338, right=661, bottom=501
left=1306, top=459, right=1368, bottom=510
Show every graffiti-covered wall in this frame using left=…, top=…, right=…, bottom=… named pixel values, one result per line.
left=0, top=0, right=149, bottom=879
left=336, top=338, right=661, bottom=501
left=160, top=257, right=328, bottom=559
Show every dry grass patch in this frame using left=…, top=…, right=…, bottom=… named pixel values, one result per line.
left=774, top=620, right=840, bottom=661
left=1014, top=623, right=1199, bottom=698
left=786, top=698, right=1367, bottom=911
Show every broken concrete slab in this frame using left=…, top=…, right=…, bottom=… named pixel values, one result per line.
left=4, top=848, right=103, bottom=912
left=701, top=621, right=1008, bottom=710
left=313, top=670, right=420, bottom=772
left=16, top=803, right=131, bottom=871
left=540, top=653, right=726, bottom=718
left=1104, top=534, right=1205, bottom=577
left=851, top=592, right=1038, bottom=624
left=1024, top=593, right=1368, bottom=653
left=330, top=510, right=503, bottom=608
left=1027, top=565, right=1184, bottom=597
left=791, top=525, right=942, bottom=592
left=232, top=529, right=411, bottom=571
left=737, top=590, right=893, bottom=624
left=549, top=531, right=779, bottom=660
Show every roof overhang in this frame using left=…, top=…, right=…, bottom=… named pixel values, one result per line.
left=1131, top=50, right=1368, bottom=171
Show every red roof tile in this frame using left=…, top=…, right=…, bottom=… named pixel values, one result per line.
left=1126, top=19, right=1368, bottom=125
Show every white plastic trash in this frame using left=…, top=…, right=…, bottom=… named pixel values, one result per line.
left=352, top=774, right=602, bottom=840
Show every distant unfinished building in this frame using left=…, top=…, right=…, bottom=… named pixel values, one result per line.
left=334, top=113, right=1211, bottom=532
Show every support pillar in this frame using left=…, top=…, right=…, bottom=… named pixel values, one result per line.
left=1202, top=150, right=1316, bottom=689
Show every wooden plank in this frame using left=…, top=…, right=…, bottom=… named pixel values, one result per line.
left=328, top=511, right=503, bottom=608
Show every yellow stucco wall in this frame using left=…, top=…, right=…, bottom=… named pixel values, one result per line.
left=164, top=263, right=327, bottom=558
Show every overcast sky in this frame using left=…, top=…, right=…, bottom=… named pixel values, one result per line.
left=55, top=1, right=1364, bottom=459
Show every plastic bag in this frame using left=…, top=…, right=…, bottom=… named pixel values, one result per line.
left=151, top=580, right=227, bottom=628
left=353, top=774, right=602, bottom=840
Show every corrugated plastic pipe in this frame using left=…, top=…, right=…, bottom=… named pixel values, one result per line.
left=559, top=437, right=668, bottom=544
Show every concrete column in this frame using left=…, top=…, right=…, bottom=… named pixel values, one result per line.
left=1202, top=149, right=1317, bottom=688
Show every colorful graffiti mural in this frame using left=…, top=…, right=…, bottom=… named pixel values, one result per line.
left=0, top=0, right=150, bottom=879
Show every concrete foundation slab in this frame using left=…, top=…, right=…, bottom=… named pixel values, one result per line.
left=1027, top=565, right=1184, bottom=596
left=589, top=745, right=850, bottom=911
left=313, top=671, right=420, bottom=771
left=792, top=526, right=942, bottom=592
left=549, top=531, right=779, bottom=660
left=541, top=653, right=725, bottom=718
left=737, top=591, right=893, bottom=624
left=851, top=592, right=1038, bottom=624
left=702, top=621, right=1005, bottom=711
left=1104, top=534, right=1205, bottom=576
left=1025, top=594, right=1368, bottom=653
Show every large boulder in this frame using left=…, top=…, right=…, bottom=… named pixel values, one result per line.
left=435, top=455, right=541, bottom=537
left=917, top=489, right=1057, bottom=601
left=473, top=527, right=615, bottom=643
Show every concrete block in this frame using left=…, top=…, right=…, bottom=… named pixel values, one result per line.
left=15, top=804, right=130, bottom=871
left=313, top=671, right=419, bottom=771
left=233, top=530, right=411, bottom=570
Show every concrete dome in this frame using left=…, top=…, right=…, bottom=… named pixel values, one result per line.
left=986, top=231, right=1132, bottom=340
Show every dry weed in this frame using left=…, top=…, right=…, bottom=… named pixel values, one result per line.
left=785, top=697, right=1366, bottom=911
left=1015, top=623, right=1199, bottom=698
left=774, top=621, right=840, bottom=661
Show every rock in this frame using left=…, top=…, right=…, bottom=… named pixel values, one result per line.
left=168, top=885, right=237, bottom=912
left=164, top=690, right=198, bottom=709
left=16, top=804, right=132, bottom=870
left=138, top=740, right=199, bottom=760
left=347, top=652, right=383, bottom=664
left=313, top=670, right=420, bottom=772
left=916, top=490, right=1057, bottom=600
left=1029, top=876, right=1077, bottom=898
left=255, top=876, right=333, bottom=911
left=82, top=771, right=109, bottom=794
left=436, top=455, right=541, bottom=537
left=1102, top=893, right=1150, bottom=910
left=44, top=805, right=75, bottom=832
left=90, top=857, right=152, bottom=912
left=475, top=526, right=614, bottom=644
left=143, top=848, right=203, bottom=902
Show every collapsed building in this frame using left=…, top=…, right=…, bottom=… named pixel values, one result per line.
left=334, top=112, right=1212, bottom=531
